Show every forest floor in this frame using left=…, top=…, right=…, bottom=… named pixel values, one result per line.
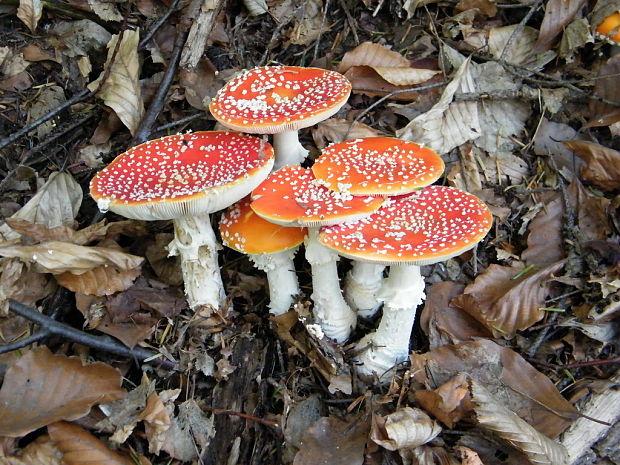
left=0, top=0, right=619, bottom=464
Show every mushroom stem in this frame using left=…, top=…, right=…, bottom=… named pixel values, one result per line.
left=272, top=130, right=309, bottom=169
left=250, top=249, right=301, bottom=315
left=304, top=228, right=357, bottom=343
left=345, top=262, right=386, bottom=318
left=168, top=215, right=225, bottom=312
left=354, top=264, right=426, bottom=379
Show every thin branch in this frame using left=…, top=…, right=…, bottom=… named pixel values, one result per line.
left=139, top=0, right=182, bottom=48
left=6, top=300, right=177, bottom=370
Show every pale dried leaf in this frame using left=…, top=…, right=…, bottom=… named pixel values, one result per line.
left=17, top=0, right=43, bottom=33
left=28, top=86, right=66, bottom=138
left=0, top=172, right=82, bottom=240
left=161, top=400, right=215, bottom=462
left=558, top=19, right=593, bottom=61
left=470, top=379, right=570, bottom=465
left=397, top=57, right=480, bottom=154
left=87, top=0, right=123, bottom=21
left=49, top=20, right=111, bottom=58
left=0, top=258, right=53, bottom=312
left=0, top=346, right=125, bottom=436
left=244, top=0, right=268, bottom=15
left=288, top=0, right=327, bottom=46
left=452, top=261, right=564, bottom=338
left=371, top=407, right=441, bottom=450
left=372, top=66, right=441, bottom=86
left=455, top=446, right=485, bottom=465
left=79, top=142, right=111, bottom=168
left=56, top=266, right=142, bottom=296
left=88, top=29, right=144, bottom=135
left=563, top=140, right=620, bottom=191
left=48, top=422, right=133, bottom=465
left=534, top=0, right=588, bottom=52
left=337, top=42, right=410, bottom=74
left=344, top=66, right=439, bottom=100
left=0, top=241, right=144, bottom=275
left=139, top=389, right=180, bottom=454
left=488, top=25, right=538, bottom=64
left=410, top=340, right=578, bottom=439
left=293, top=416, right=368, bottom=465
left=0, top=435, right=62, bottom=465
left=311, top=118, right=385, bottom=149
left=400, top=445, right=461, bottom=465
left=402, top=0, right=440, bottom=18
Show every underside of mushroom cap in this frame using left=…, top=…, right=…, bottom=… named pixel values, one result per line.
left=318, top=186, right=493, bottom=265
left=209, top=66, right=352, bottom=134
left=90, top=131, right=275, bottom=221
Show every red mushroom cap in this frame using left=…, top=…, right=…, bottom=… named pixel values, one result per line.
left=318, top=186, right=492, bottom=265
left=90, top=131, right=274, bottom=221
left=312, top=137, right=445, bottom=196
left=220, top=197, right=307, bottom=254
left=250, top=165, right=384, bottom=227
left=209, top=66, right=352, bottom=134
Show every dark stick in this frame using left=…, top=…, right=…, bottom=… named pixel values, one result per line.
left=139, top=0, right=182, bottom=48
left=6, top=300, right=177, bottom=370
left=132, top=28, right=190, bottom=144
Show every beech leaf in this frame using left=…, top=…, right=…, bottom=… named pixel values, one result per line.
left=370, top=407, right=441, bottom=451
left=534, top=0, right=588, bottom=52
left=56, top=266, right=142, bottom=296
left=337, top=42, right=409, bottom=74
left=0, top=346, right=126, bottom=436
left=88, top=29, right=144, bottom=135
left=563, top=140, right=620, bottom=191
left=17, top=0, right=43, bottom=33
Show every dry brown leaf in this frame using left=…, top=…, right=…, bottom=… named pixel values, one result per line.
left=48, top=422, right=133, bottom=465
left=534, top=0, right=588, bottom=52
left=451, top=261, right=564, bottom=338
left=0, top=241, right=144, bottom=275
left=293, top=416, right=369, bottom=465
left=17, top=0, right=43, bottom=33
left=338, top=42, right=410, bottom=73
left=0, top=258, right=53, bottom=313
left=87, top=0, right=123, bottom=22
left=372, top=66, right=441, bottom=86
left=311, top=118, right=385, bottom=149
left=410, top=340, right=577, bottom=439
left=28, top=86, right=66, bottom=138
left=414, top=372, right=473, bottom=428
left=587, top=55, right=620, bottom=128
left=160, top=400, right=215, bottom=462
left=21, top=44, right=60, bottom=63
left=370, top=407, right=441, bottom=450
left=343, top=65, right=439, bottom=101
left=88, top=29, right=144, bottom=135
left=144, top=233, right=183, bottom=286
left=420, top=281, right=492, bottom=348
left=455, top=0, right=497, bottom=17
left=563, top=140, right=620, bottom=191
left=455, top=446, right=484, bottom=465
left=469, top=379, right=569, bottom=465
left=487, top=25, right=539, bottom=65
left=139, top=389, right=180, bottom=454
left=0, top=434, right=62, bottom=465
left=0, top=346, right=125, bottom=436
left=56, top=266, right=142, bottom=296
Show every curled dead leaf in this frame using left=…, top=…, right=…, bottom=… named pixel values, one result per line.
left=414, top=372, right=473, bottom=428
left=17, top=0, right=43, bottom=33
left=311, top=118, right=385, bottom=149
left=371, top=407, right=441, bottom=450
left=56, top=265, right=142, bottom=296
left=563, top=140, right=620, bottom=191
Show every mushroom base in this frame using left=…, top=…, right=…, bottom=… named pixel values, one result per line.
left=345, top=262, right=385, bottom=319
left=168, top=215, right=226, bottom=312
left=354, top=264, right=426, bottom=380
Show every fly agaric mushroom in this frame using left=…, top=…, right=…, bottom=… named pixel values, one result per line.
left=209, top=65, right=352, bottom=169
left=319, top=186, right=492, bottom=379
left=219, top=196, right=307, bottom=315
left=90, top=132, right=274, bottom=312
left=312, top=137, right=445, bottom=318
left=596, top=11, right=620, bottom=42
left=251, top=165, right=384, bottom=342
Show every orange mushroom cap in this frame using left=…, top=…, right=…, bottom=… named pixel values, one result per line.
left=318, top=186, right=493, bottom=265
left=250, top=165, right=384, bottom=227
left=209, top=66, right=352, bottom=134
left=90, top=132, right=274, bottom=221
left=220, top=197, right=307, bottom=255
left=596, top=11, right=620, bottom=42
left=312, top=137, right=445, bottom=196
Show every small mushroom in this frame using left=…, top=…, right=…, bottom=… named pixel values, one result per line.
left=312, top=137, right=445, bottom=318
left=219, top=197, right=307, bottom=315
left=596, top=11, right=620, bottom=42
left=209, top=65, right=351, bottom=169
left=319, top=186, right=492, bottom=379
left=90, top=131, right=274, bottom=312
left=251, top=165, right=384, bottom=342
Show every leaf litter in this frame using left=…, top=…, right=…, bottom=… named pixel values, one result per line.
left=1, top=0, right=620, bottom=464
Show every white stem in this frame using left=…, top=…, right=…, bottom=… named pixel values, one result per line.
left=345, top=261, right=386, bottom=318
left=305, top=228, right=356, bottom=342
left=167, top=215, right=225, bottom=312
left=272, top=130, right=309, bottom=169
left=250, top=249, right=300, bottom=315
left=354, top=264, right=426, bottom=380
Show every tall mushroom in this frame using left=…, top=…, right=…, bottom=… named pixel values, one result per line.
left=219, top=196, right=307, bottom=315
left=209, top=65, right=351, bottom=169
left=319, top=186, right=492, bottom=378
left=251, top=165, right=384, bottom=342
left=90, top=131, right=274, bottom=312
left=312, top=137, right=445, bottom=317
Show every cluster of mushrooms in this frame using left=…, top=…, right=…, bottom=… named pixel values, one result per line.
left=90, top=65, right=493, bottom=379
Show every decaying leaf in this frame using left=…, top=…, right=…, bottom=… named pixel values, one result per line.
left=534, top=0, right=588, bottom=52
left=161, top=400, right=215, bottom=462
left=144, top=233, right=183, bottom=286
left=311, top=118, right=385, bottom=149
left=293, top=416, right=369, bottom=465
left=338, top=42, right=410, bottom=73
left=87, top=0, right=123, bottom=22
left=452, top=261, right=564, bottom=338
left=88, top=29, right=144, bottom=135
left=563, top=140, right=620, bottom=191
left=469, top=379, right=569, bottom=465
left=371, top=407, right=441, bottom=450
left=27, top=86, right=66, bottom=138
left=414, top=372, right=473, bottom=428
left=56, top=265, right=142, bottom=296
left=0, top=241, right=144, bottom=275
left=0, top=346, right=126, bottom=436
left=410, top=340, right=577, bottom=439
left=0, top=258, right=53, bottom=314
left=587, top=55, right=620, bottom=128
left=0, top=434, right=62, bottom=465
left=17, top=0, right=43, bottom=33
left=139, top=389, right=180, bottom=454
left=48, top=421, right=134, bottom=465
